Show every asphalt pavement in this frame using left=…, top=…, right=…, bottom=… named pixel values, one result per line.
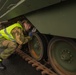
left=0, top=54, right=41, bottom=75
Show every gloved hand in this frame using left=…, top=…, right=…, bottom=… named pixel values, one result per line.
left=32, top=27, right=36, bottom=32
left=29, top=32, right=33, bottom=37
left=29, top=27, right=36, bottom=37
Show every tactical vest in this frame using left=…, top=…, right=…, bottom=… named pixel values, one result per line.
left=0, top=23, right=23, bottom=41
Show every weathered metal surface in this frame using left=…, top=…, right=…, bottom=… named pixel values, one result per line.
left=1, top=0, right=75, bottom=38
left=0, top=0, right=62, bottom=21
left=16, top=49, right=57, bottom=75
left=48, top=37, right=76, bottom=75
left=28, top=33, right=47, bottom=61
left=26, top=0, right=76, bottom=38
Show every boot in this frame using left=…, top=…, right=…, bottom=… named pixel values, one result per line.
left=0, top=58, right=6, bottom=70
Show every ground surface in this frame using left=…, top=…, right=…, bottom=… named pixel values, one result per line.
left=0, top=54, right=41, bottom=75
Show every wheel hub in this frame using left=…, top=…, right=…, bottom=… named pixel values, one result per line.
left=61, top=50, right=73, bottom=62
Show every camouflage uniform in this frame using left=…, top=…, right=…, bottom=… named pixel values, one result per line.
left=0, top=24, right=31, bottom=59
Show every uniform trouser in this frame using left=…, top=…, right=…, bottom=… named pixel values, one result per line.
left=0, top=38, right=18, bottom=59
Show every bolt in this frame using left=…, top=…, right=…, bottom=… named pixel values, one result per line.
left=68, top=51, right=70, bottom=54
left=68, top=61, right=71, bottom=63
left=70, top=55, right=73, bottom=58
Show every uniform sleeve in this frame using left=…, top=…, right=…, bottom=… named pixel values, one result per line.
left=11, top=27, right=32, bottom=45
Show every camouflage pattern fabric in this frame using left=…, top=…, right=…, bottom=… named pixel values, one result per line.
left=0, top=26, right=31, bottom=59
left=11, top=27, right=32, bottom=44
left=0, top=38, right=17, bottom=59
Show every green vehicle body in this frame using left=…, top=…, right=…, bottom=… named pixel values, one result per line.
left=1, top=0, right=76, bottom=39
left=0, top=0, right=76, bottom=74
left=26, top=1, right=76, bottom=39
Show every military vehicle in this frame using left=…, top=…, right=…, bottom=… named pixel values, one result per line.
left=0, top=0, right=76, bottom=75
